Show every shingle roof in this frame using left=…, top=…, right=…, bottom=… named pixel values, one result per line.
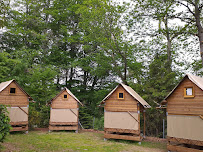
left=49, top=87, right=83, bottom=106
left=101, top=83, right=151, bottom=108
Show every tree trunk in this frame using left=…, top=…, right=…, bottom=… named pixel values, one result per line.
left=164, top=15, right=172, bottom=71
left=83, top=70, right=88, bottom=90
left=56, top=75, right=60, bottom=90
left=194, top=1, right=203, bottom=66
left=91, top=76, right=97, bottom=90
left=199, top=31, right=203, bottom=66
left=65, top=69, right=68, bottom=87
left=123, top=57, right=128, bottom=85
left=68, top=67, right=74, bottom=88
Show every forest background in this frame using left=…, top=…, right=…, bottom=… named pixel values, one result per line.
left=0, top=0, right=203, bottom=137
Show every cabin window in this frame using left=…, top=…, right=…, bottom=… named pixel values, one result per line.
left=10, top=88, right=16, bottom=94
left=184, top=87, right=194, bottom=98
left=64, top=95, right=68, bottom=99
left=118, top=92, right=124, bottom=99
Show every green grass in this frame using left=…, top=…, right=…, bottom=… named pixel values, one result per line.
left=0, top=131, right=167, bottom=152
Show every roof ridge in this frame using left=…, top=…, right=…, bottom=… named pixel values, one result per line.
left=49, top=87, right=83, bottom=106
left=162, top=73, right=203, bottom=103
left=0, top=79, right=31, bottom=99
left=101, top=83, right=151, bottom=108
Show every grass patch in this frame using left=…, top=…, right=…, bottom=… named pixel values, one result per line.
left=0, top=131, right=167, bottom=152
left=107, top=139, right=166, bottom=149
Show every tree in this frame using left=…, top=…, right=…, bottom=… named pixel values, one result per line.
left=132, top=54, right=178, bottom=136
left=174, top=0, right=203, bottom=66
left=130, top=0, right=193, bottom=71
left=0, top=0, right=10, bottom=28
left=77, top=0, right=142, bottom=84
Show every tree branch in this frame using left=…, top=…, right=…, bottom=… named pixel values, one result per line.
left=175, top=0, right=195, bottom=16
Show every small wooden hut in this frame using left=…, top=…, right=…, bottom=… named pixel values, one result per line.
left=100, top=83, right=151, bottom=141
left=0, top=79, right=32, bottom=132
left=161, top=74, right=203, bottom=151
left=49, top=87, right=83, bottom=132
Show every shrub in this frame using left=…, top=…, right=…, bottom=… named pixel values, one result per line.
left=93, top=116, right=104, bottom=130
left=29, top=103, right=50, bottom=129
left=0, top=105, right=11, bottom=142
left=79, top=106, right=93, bottom=129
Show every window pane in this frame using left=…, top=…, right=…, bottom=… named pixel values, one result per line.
left=64, top=95, right=67, bottom=98
left=186, top=88, right=193, bottom=95
left=119, top=93, right=123, bottom=98
left=10, top=88, right=16, bottom=93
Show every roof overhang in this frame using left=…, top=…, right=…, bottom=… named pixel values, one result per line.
left=161, top=73, right=203, bottom=105
left=49, top=87, right=83, bottom=106
left=0, top=79, right=33, bottom=101
left=100, top=83, right=151, bottom=108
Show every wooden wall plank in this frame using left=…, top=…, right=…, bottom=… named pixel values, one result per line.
left=49, top=126, right=78, bottom=131
left=104, top=133, right=141, bottom=141
left=105, top=85, right=138, bottom=112
left=0, top=82, right=29, bottom=106
left=166, top=77, right=203, bottom=115
left=51, top=90, right=79, bottom=109
left=167, top=144, right=203, bottom=152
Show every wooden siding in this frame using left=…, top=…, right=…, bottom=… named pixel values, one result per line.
left=105, top=85, right=138, bottom=112
left=51, top=90, right=79, bottom=109
left=0, top=82, right=28, bottom=106
left=104, top=133, right=141, bottom=141
left=167, top=77, right=203, bottom=115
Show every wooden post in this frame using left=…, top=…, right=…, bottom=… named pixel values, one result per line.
left=137, top=103, right=140, bottom=133
left=143, top=110, right=146, bottom=138
left=163, top=119, right=165, bottom=139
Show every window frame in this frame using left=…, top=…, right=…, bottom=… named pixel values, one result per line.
left=117, top=92, right=124, bottom=99
left=63, top=94, right=68, bottom=99
left=184, top=86, right=194, bottom=98
left=9, top=88, right=16, bottom=94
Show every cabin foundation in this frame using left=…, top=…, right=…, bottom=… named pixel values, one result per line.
left=167, top=137, right=203, bottom=152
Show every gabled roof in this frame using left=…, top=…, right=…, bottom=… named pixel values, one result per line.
left=49, top=87, right=83, bottom=106
left=0, top=80, right=14, bottom=92
left=101, top=83, right=151, bottom=108
left=162, top=73, right=203, bottom=104
left=0, top=79, right=32, bottom=99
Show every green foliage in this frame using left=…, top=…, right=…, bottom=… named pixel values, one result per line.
left=0, top=105, right=11, bottom=142
left=93, top=116, right=104, bottom=131
left=0, top=52, right=21, bottom=82
left=24, top=65, right=58, bottom=105
left=79, top=106, right=93, bottom=129
left=132, top=54, right=178, bottom=137
left=28, top=104, right=41, bottom=128
left=0, top=0, right=201, bottom=138
left=29, top=103, right=50, bottom=128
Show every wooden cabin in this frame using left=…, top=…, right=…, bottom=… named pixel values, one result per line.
left=49, top=87, right=83, bottom=132
left=0, top=80, right=32, bottom=132
left=100, top=83, right=151, bottom=141
left=161, top=74, right=203, bottom=151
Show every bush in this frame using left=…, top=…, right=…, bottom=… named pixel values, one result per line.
left=93, top=116, right=104, bottom=130
left=79, top=106, right=93, bottom=129
left=0, top=105, right=11, bottom=142
left=29, top=103, right=50, bottom=129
